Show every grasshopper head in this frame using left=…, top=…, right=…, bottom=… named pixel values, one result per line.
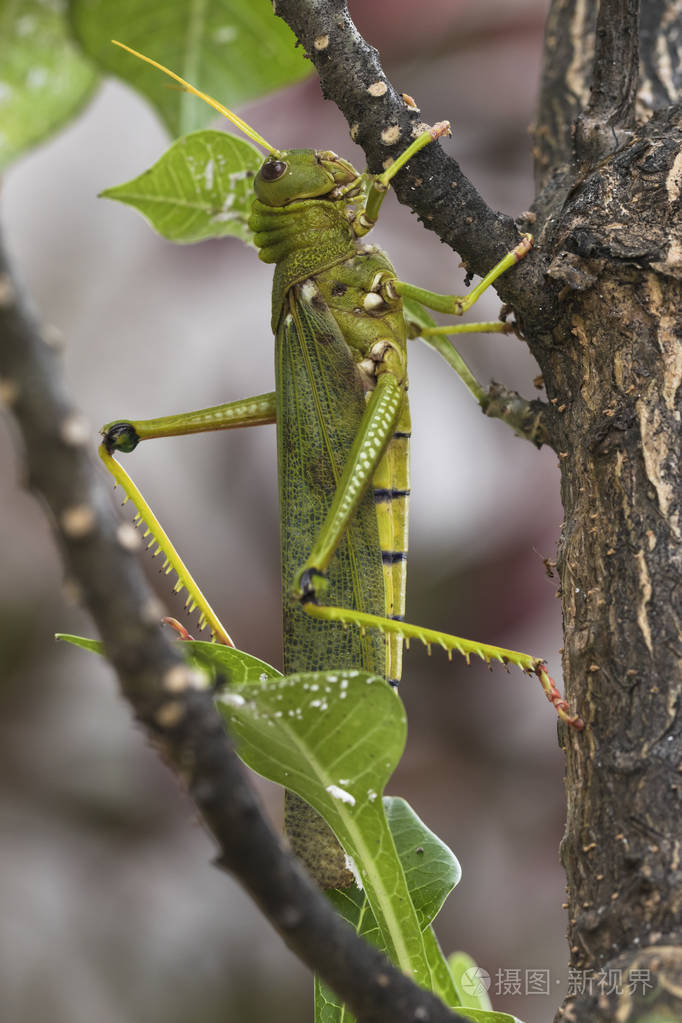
left=254, top=149, right=360, bottom=206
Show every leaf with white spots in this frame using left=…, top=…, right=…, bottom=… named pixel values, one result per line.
left=100, top=130, right=262, bottom=245
left=0, top=0, right=97, bottom=172
left=183, top=639, right=281, bottom=685
left=71, top=0, right=311, bottom=137
left=216, top=669, right=431, bottom=985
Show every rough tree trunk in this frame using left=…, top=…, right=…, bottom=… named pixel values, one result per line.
left=274, top=1, right=682, bottom=1020
left=538, top=107, right=681, bottom=1022
left=533, top=4, right=682, bottom=1020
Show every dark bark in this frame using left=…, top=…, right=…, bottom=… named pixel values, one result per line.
left=272, top=2, right=682, bottom=1021
left=543, top=101, right=682, bottom=1023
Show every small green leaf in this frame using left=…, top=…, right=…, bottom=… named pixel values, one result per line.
left=315, top=924, right=461, bottom=1021
left=423, top=927, right=461, bottom=1009
left=385, top=796, right=461, bottom=929
left=451, top=1010, right=525, bottom=1023
left=55, top=633, right=280, bottom=686
left=100, top=130, right=261, bottom=245
left=314, top=969, right=357, bottom=1023
left=56, top=633, right=104, bottom=655
left=315, top=897, right=472, bottom=1022
left=183, top=639, right=281, bottom=685
left=217, top=670, right=430, bottom=985
left=448, top=952, right=495, bottom=1011
left=71, top=0, right=311, bottom=137
left=0, top=0, right=97, bottom=171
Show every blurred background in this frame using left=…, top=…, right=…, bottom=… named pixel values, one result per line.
left=1, top=1, right=572, bottom=1021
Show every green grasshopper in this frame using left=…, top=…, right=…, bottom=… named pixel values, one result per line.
left=99, top=43, right=581, bottom=879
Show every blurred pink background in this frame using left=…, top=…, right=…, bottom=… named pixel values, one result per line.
left=1, top=3, right=573, bottom=1021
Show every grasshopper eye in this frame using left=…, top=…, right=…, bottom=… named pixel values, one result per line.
left=260, top=159, right=287, bottom=181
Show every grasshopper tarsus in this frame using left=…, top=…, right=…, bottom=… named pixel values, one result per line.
left=297, top=567, right=328, bottom=606
left=163, top=616, right=195, bottom=642
left=430, top=120, right=451, bottom=140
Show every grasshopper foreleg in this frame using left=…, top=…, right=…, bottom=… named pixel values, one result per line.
left=394, top=234, right=532, bottom=325
left=352, top=121, right=452, bottom=237
left=100, top=394, right=277, bottom=645
left=398, top=235, right=532, bottom=405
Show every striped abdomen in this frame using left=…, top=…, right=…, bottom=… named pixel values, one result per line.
left=373, top=398, right=411, bottom=685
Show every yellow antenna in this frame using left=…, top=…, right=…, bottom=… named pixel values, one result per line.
left=112, top=40, right=279, bottom=155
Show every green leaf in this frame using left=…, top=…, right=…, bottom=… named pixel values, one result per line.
left=314, top=976, right=352, bottom=1023
left=183, top=639, right=281, bottom=684
left=55, top=633, right=280, bottom=686
left=100, top=130, right=261, bottom=245
left=423, top=926, right=461, bottom=1009
left=449, top=951, right=494, bottom=1011
left=56, top=633, right=104, bottom=655
left=384, top=795, right=461, bottom=929
left=448, top=952, right=527, bottom=1022
left=71, top=0, right=311, bottom=137
left=316, top=798, right=462, bottom=1021
left=321, top=797, right=460, bottom=939
left=314, top=926, right=464, bottom=1022
left=217, top=669, right=430, bottom=985
left=0, top=0, right=97, bottom=172
left=451, top=1011, right=526, bottom=1023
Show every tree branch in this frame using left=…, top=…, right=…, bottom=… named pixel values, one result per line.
left=481, top=382, right=552, bottom=449
left=532, top=0, right=596, bottom=192
left=533, top=0, right=680, bottom=213
left=639, top=0, right=682, bottom=112
left=273, top=0, right=547, bottom=315
left=574, top=0, right=640, bottom=165
left=0, top=225, right=468, bottom=1023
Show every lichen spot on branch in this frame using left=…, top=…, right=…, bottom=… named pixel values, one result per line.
left=367, top=81, right=387, bottom=98
left=0, top=272, right=16, bottom=308
left=60, top=413, right=90, bottom=447
left=380, top=125, right=401, bottom=145
left=0, top=377, right=19, bottom=407
left=42, top=324, right=65, bottom=349
left=116, top=522, right=142, bottom=552
left=60, top=504, right=96, bottom=539
left=154, top=700, right=186, bottom=729
left=313, top=34, right=329, bottom=51
left=163, top=664, right=209, bottom=693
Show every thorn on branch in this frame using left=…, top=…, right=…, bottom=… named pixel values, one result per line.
left=481, top=382, right=552, bottom=448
